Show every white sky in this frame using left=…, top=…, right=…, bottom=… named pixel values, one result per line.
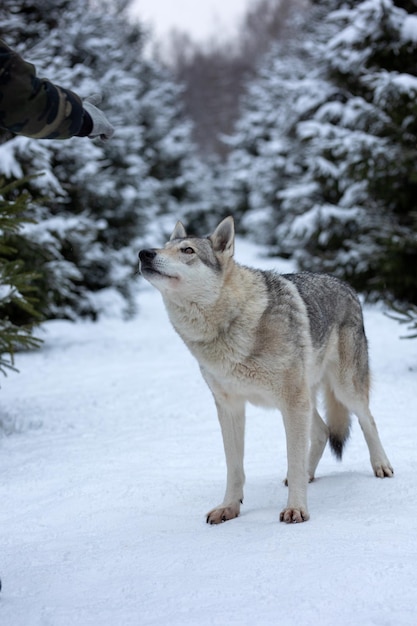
left=129, top=0, right=251, bottom=43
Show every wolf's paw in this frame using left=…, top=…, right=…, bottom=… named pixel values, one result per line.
left=279, top=507, right=310, bottom=524
left=373, top=461, right=394, bottom=478
left=206, top=503, right=240, bottom=525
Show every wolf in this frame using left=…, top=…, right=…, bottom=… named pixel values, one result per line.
left=139, top=216, right=393, bottom=524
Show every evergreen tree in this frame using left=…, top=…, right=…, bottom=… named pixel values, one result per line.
left=288, top=0, right=417, bottom=302
left=226, top=0, right=417, bottom=304
left=223, top=42, right=308, bottom=243
left=0, top=178, right=43, bottom=376
left=223, top=3, right=339, bottom=247
left=0, top=0, right=211, bottom=319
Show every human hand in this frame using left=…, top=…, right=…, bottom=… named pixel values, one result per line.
left=83, top=95, right=115, bottom=141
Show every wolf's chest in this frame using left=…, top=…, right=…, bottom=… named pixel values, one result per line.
left=187, top=335, right=278, bottom=404
left=200, top=351, right=279, bottom=408
left=187, top=331, right=251, bottom=372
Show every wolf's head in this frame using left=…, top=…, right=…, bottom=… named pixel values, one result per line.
left=139, top=216, right=235, bottom=305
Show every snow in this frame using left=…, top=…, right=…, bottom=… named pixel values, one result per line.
left=401, top=14, right=417, bottom=43
left=390, top=72, right=417, bottom=94
left=1, top=238, right=417, bottom=625
left=0, top=141, right=23, bottom=179
left=0, top=284, right=15, bottom=301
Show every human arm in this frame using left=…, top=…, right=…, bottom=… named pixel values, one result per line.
left=0, top=39, right=114, bottom=140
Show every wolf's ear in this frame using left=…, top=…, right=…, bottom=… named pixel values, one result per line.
left=209, top=216, right=235, bottom=257
left=170, top=221, right=187, bottom=240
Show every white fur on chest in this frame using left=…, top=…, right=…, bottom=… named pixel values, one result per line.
left=166, top=301, right=289, bottom=409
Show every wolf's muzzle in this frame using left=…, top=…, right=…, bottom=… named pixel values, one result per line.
left=139, top=248, right=163, bottom=276
left=138, top=249, right=156, bottom=262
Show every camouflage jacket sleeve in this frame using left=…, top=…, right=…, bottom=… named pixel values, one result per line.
left=0, top=39, right=89, bottom=139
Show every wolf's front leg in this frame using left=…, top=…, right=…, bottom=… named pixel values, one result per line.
left=280, top=396, right=311, bottom=523
left=206, top=393, right=246, bottom=524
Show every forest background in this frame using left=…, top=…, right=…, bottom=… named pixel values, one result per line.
left=1, top=0, right=417, bottom=376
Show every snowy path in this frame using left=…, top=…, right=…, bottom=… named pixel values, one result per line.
left=1, top=240, right=416, bottom=625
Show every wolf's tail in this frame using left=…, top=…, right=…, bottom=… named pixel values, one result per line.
left=324, top=384, right=351, bottom=460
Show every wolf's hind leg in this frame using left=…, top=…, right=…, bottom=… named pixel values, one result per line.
left=332, top=375, right=393, bottom=478
left=354, top=403, right=394, bottom=478
left=332, top=324, right=393, bottom=478
left=308, top=409, right=329, bottom=481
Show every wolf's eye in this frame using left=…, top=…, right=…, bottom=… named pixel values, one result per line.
left=181, top=247, right=195, bottom=255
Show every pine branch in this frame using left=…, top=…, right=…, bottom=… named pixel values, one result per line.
left=0, top=177, right=44, bottom=376
left=385, top=303, right=417, bottom=340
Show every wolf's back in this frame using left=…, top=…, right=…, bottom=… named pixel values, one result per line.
left=282, top=271, right=364, bottom=347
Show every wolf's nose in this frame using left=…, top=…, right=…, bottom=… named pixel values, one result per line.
left=139, top=249, right=156, bottom=261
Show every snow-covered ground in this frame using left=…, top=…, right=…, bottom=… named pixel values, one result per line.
left=0, top=239, right=416, bottom=626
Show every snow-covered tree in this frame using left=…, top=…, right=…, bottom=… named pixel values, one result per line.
left=0, top=0, right=211, bottom=319
left=223, top=2, right=342, bottom=246
left=286, top=0, right=417, bottom=302
left=0, top=178, right=43, bottom=376
left=226, top=0, right=417, bottom=303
